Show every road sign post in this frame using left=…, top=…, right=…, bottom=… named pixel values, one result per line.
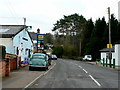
left=37, top=34, right=45, bottom=52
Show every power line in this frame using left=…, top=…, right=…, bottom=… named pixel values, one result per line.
left=0, top=17, right=25, bottom=25
left=4, top=0, right=20, bottom=24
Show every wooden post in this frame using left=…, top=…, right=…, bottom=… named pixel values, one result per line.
left=103, top=58, right=105, bottom=66
left=106, top=58, right=108, bottom=67
left=113, top=59, right=115, bottom=68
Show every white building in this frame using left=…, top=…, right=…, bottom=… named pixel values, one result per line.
left=0, top=25, right=33, bottom=64
left=118, top=1, right=120, bottom=22
left=100, top=41, right=120, bottom=66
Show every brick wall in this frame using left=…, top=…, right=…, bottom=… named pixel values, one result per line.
left=0, top=53, right=19, bottom=77
left=0, top=59, right=6, bottom=77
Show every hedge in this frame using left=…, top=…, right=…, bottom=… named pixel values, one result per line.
left=0, top=45, right=6, bottom=59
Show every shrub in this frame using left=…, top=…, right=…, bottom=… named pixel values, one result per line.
left=0, top=45, right=6, bottom=59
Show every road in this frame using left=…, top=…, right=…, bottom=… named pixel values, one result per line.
left=28, top=59, right=119, bottom=89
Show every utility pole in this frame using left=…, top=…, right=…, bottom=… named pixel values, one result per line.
left=79, top=38, right=81, bottom=56
left=108, top=7, right=111, bottom=45
left=108, top=7, right=112, bottom=67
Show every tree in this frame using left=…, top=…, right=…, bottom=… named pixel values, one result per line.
left=52, top=46, right=63, bottom=58
left=52, top=13, right=119, bottom=60
left=52, top=13, right=86, bottom=58
left=85, top=17, right=107, bottom=60
left=44, top=33, right=53, bottom=44
left=83, top=18, right=94, bottom=55
left=110, top=14, right=119, bottom=43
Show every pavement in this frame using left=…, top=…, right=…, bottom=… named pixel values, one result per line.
left=2, top=60, right=56, bottom=89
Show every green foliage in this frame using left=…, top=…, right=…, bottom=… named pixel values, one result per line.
left=117, top=22, right=120, bottom=40
left=44, top=45, right=48, bottom=49
left=44, top=33, right=53, bottom=44
left=0, top=45, right=6, bottom=59
left=52, top=46, right=63, bottom=58
left=42, top=50, right=46, bottom=54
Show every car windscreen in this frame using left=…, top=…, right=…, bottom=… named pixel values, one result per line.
left=32, top=55, right=45, bottom=59
left=52, top=55, right=57, bottom=58
left=87, top=56, right=91, bottom=58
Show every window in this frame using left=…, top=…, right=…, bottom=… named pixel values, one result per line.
left=32, top=55, right=45, bottom=59
left=17, top=47, right=19, bottom=55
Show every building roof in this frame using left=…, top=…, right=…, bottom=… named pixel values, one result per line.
left=114, top=40, right=120, bottom=44
left=99, top=46, right=115, bottom=52
left=100, top=40, right=120, bottom=52
left=29, top=32, right=37, bottom=40
left=0, top=25, right=25, bottom=38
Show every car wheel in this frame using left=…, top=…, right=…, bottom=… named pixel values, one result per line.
left=44, top=67, right=48, bottom=71
left=46, top=66, right=49, bottom=70
left=29, top=66, right=32, bottom=71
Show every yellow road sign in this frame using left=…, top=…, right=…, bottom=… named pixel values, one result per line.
left=38, top=35, right=44, bottom=39
left=107, top=44, right=112, bottom=48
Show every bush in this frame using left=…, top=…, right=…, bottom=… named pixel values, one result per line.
left=0, top=45, right=6, bottom=59
left=52, top=46, right=63, bottom=58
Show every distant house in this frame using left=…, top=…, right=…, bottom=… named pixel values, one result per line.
left=29, top=32, right=37, bottom=53
left=100, top=40, right=120, bottom=66
left=0, top=25, right=33, bottom=65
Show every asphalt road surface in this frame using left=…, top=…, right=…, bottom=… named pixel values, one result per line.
left=29, top=59, right=119, bottom=89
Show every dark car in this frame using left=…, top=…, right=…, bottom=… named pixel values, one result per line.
left=46, top=54, right=52, bottom=65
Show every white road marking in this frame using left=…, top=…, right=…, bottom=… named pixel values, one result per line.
left=23, top=62, right=56, bottom=89
left=82, top=69, right=88, bottom=73
left=23, top=74, right=43, bottom=89
left=78, top=66, right=82, bottom=68
left=35, top=84, right=38, bottom=86
left=68, top=61, right=101, bottom=87
left=89, top=75, right=101, bottom=87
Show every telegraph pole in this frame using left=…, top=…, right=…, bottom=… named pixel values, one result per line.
left=108, top=7, right=112, bottom=67
left=108, top=7, right=111, bottom=45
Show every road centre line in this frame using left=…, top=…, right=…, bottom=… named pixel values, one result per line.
left=78, top=65, right=82, bottom=68
left=78, top=65, right=88, bottom=73
left=75, top=64, right=78, bottom=66
left=74, top=63, right=101, bottom=87
left=82, top=69, right=88, bottom=73
left=23, top=62, right=56, bottom=89
left=89, top=75, right=101, bottom=87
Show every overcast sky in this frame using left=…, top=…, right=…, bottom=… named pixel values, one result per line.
left=0, top=0, right=119, bottom=34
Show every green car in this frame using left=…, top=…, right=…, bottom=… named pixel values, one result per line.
left=29, top=53, right=49, bottom=71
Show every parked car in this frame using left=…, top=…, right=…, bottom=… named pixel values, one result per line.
left=29, top=53, right=49, bottom=71
left=83, top=55, right=92, bottom=61
left=46, top=54, right=52, bottom=65
left=51, top=54, right=57, bottom=60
